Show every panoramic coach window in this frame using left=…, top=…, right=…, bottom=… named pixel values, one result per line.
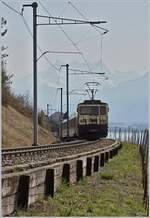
left=100, top=106, right=107, bottom=115
left=80, top=106, right=99, bottom=115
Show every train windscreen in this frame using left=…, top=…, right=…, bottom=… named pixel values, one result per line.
left=79, top=106, right=99, bottom=115
left=100, top=106, right=107, bottom=115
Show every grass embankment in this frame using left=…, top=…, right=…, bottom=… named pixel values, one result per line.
left=18, top=143, right=147, bottom=216
left=2, top=106, right=56, bottom=148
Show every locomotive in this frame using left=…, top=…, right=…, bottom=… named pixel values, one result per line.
left=77, top=99, right=109, bottom=139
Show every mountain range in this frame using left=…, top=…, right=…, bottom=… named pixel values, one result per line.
left=99, top=72, right=148, bottom=124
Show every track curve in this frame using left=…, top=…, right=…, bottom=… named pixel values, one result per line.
left=2, top=138, right=119, bottom=173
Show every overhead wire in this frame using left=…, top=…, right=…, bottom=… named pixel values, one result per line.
left=1, top=0, right=61, bottom=109
left=68, top=1, right=109, bottom=82
left=38, top=0, right=95, bottom=107
left=74, top=31, right=98, bottom=46
left=38, top=0, right=91, bottom=71
left=58, top=4, right=69, bottom=18
left=21, top=15, right=59, bottom=71
left=21, top=11, right=61, bottom=108
left=58, top=1, right=101, bottom=47
left=1, top=0, right=106, bottom=108
left=48, top=3, right=77, bottom=106
left=69, top=68, right=105, bottom=74
left=52, top=87, right=59, bottom=109
left=1, top=1, right=22, bottom=15
left=38, top=0, right=93, bottom=105
left=38, top=0, right=107, bottom=106
left=1, top=0, right=59, bottom=72
left=37, top=1, right=71, bottom=106
left=68, top=1, right=105, bottom=35
left=2, top=0, right=102, bottom=75
left=59, top=3, right=92, bottom=46
left=21, top=15, right=33, bottom=37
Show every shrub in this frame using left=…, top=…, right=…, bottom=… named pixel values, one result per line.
left=100, top=172, right=114, bottom=180
left=38, top=110, right=46, bottom=128
left=2, top=69, right=13, bottom=105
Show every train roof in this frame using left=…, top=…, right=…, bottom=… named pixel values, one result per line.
left=77, top=99, right=108, bottom=106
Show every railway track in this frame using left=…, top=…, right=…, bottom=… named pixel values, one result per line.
left=2, top=138, right=117, bottom=171
left=2, top=139, right=87, bottom=153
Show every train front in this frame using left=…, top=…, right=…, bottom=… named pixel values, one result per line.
left=77, top=100, right=109, bottom=139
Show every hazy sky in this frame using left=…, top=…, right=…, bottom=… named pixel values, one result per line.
left=1, top=0, right=149, bottom=122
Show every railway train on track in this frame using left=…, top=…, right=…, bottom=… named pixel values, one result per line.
left=63, top=99, right=109, bottom=140
left=77, top=99, right=109, bottom=139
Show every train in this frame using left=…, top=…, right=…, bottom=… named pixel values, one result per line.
left=77, top=99, right=109, bottom=139
left=62, top=99, right=109, bottom=140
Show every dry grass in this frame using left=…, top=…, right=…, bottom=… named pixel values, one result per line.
left=2, top=106, right=56, bottom=148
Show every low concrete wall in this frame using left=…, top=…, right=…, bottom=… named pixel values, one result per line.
left=2, top=142, right=122, bottom=216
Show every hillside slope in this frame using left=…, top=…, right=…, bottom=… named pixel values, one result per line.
left=2, top=106, right=56, bottom=148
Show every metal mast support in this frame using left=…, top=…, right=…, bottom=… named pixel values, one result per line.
left=60, top=88, right=63, bottom=139
left=100, top=31, right=108, bottom=72
left=33, top=2, right=38, bottom=146
left=23, top=2, right=38, bottom=146
left=58, top=88, right=63, bottom=139
left=60, top=64, right=70, bottom=140
left=57, top=88, right=63, bottom=139
left=47, top=104, right=50, bottom=117
left=66, top=64, right=69, bottom=140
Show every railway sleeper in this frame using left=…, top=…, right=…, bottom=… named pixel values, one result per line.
left=94, top=156, right=99, bottom=172
left=45, top=169, right=54, bottom=198
left=17, top=175, right=30, bottom=210
left=100, top=153, right=105, bottom=167
left=76, top=160, right=83, bottom=181
left=86, top=157, right=92, bottom=176
left=105, top=151, right=109, bottom=162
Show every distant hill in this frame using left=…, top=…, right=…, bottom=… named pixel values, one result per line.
left=109, top=122, right=148, bottom=130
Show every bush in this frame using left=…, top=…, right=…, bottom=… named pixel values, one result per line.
left=1, top=69, right=54, bottom=131
left=10, top=92, right=33, bottom=118
left=1, top=68, right=33, bottom=117
left=38, top=110, right=46, bottom=128
left=2, top=69, right=13, bottom=105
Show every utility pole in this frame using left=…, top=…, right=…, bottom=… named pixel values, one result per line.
left=33, top=2, right=38, bottom=146
left=61, top=64, right=70, bottom=140
left=100, top=31, right=108, bottom=72
left=57, top=88, right=63, bottom=139
left=47, top=104, right=50, bottom=117
left=23, top=2, right=38, bottom=146
left=66, top=64, right=69, bottom=140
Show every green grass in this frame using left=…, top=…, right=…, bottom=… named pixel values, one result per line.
left=100, top=172, right=114, bottom=180
left=17, top=143, right=147, bottom=216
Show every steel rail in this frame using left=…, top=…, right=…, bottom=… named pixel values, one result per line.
left=2, top=140, right=121, bottom=175
left=2, top=139, right=87, bottom=153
